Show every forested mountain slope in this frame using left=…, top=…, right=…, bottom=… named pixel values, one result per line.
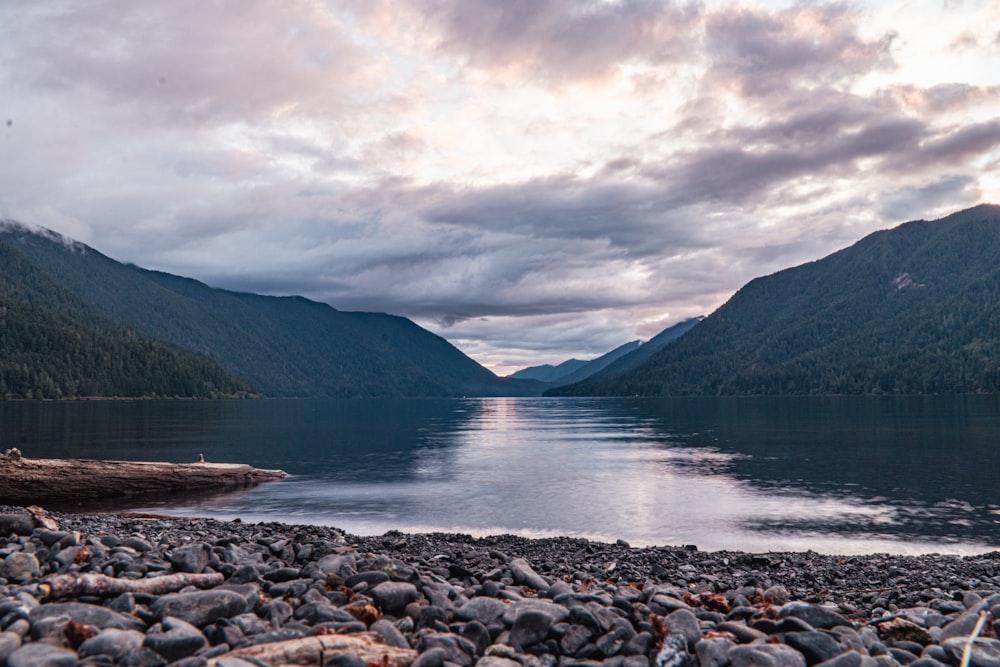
left=0, top=222, right=531, bottom=397
left=551, top=204, right=1000, bottom=396
left=0, top=233, right=253, bottom=398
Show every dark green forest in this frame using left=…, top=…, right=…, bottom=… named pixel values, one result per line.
left=0, top=222, right=534, bottom=398
left=0, top=298, right=255, bottom=399
left=0, top=231, right=254, bottom=398
left=551, top=204, right=1000, bottom=396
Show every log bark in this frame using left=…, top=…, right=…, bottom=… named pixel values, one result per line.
left=42, top=571, right=225, bottom=599
left=0, top=456, right=287, bottom=504
left=210, top=632, right=417, bottom=667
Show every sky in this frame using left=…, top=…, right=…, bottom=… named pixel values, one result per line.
left=2, top=1, right=999, bottom=375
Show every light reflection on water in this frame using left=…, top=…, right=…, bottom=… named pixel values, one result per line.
left=3, top=396, right=999, bottom=555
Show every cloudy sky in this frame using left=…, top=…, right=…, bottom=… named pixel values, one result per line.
left=2, top=0, right=999, bottom=374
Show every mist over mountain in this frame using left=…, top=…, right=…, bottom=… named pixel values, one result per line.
left=550, top=205, right=1000, bottom=396
left=0, top=221, right=538, bottom=398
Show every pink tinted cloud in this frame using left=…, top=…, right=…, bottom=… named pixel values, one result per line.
left=8, top=0, right=371, bottom=126
left=704, top=3, right=895, bottom=96
left=355, top=0, right=703, bottom=84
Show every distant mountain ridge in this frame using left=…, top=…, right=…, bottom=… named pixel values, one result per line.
left=0, top=221, right=538, bottom=398
left=550, top=204, right=1000, bottom=396
left=508, top=341, right=640, bottom=383
left=509, top=317, right=703, bottom=388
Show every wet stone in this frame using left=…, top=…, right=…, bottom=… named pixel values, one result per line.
left=816, top=653, right=865, bottom=667
left=778, top=603, right=852, bottom=629
left=143, top=617, right=208, bottom=663
left=665, top=608, right=702, bottom=651
left=168, top=542, right=212, bottom=574
left=510, top=557, right=550, bottom=591
left=461, top=619, right=492, bottom=656
left=784, top=630, right=845, bottom=666
left=371, top=581, right=420, bottom=615
left=508, top=608, right=553, bottom=650
left=717, top=620, right=768, bottom=643
left=889, top=647, right=920, bottom=664
left=561, top=624, right=594, bottom=655
left=908, top=659, right=949, bottom=667
left=1, top=553, right=39, bottom=584
left=940, top=612, right=985, bottom=641
left=416, top=631, right=478, bottom=666
left=6, top=641, right=78, bottom=667
left=697, top=636, right=737, bottom=667
left=30, top=601, right=145, bottom=631
left=730, top=643, right=809, bottom=667
left=152, top=589, right=249, bottom=628
left=504, top=599, right=571, bottom=627
left=77, top=627, right=145, bottom=661
left=0, top=631, right=21, bottom=661
left=475, top=658, right=522, bottom=667
left=120, top=537, right=152, bottom=553
left=942, top=638, right=1000, bottom=667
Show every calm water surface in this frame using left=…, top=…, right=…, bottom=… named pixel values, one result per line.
left=3, top=396, right=999, bottom=555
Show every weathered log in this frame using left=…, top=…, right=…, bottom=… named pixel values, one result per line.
left=42, top=571, right=225, bottom=599
left=0, top=456, right=287, bottom=504
left=210, top=632, right=417, bottom=667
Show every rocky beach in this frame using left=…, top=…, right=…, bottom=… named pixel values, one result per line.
left=1, top=505, right=999, bottom=667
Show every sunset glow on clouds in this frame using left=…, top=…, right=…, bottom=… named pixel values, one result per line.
left=2, top=0, right=999, bottom=373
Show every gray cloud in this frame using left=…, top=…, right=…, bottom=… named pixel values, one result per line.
left=878, top=175, right=979, bottom=221
left=377, top=0, right=704, bottom=84
left=704, top=3, right=896, bottom=96
left=4, top=1, right=367, bottom=127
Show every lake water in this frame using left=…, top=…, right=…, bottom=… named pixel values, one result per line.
left=3, top=396, right=999, bottom=555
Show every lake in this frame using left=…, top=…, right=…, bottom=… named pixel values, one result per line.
left=2, top=395, right=998, bottom=555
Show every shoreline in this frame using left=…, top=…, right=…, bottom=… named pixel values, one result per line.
left=82, top=505, right=998, bottom=559
left=2, top=507, right=999, bottom=666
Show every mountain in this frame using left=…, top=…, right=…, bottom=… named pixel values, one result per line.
left=510, top=318, right=703, bottom=388
left=0, top=230, right=254, bottom=399
left=0, top=221, right=535, bottom=398
left=508, top=341, right=640, bottom=383
left=508, top=358, right=590, bottom=383
left=587, top=317, right=704, bottom=380
left=550, top=204, right=1000, bottom=396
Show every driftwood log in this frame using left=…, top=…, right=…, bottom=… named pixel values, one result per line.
left=42, top=572, right=225, bottom=599
left=210, top=632, right=417, bottom=667
left=0, top=455, right=287, bottom=504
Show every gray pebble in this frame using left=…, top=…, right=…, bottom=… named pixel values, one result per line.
left=1, top=553, right=39, bottom=584
left=6, top=641, right=78, bottom=667
left=730, top=643, right=808, bottom=667
left=152, top=589, right=248, bottom=627
left=77, top=627, right=145, bottom=660
left=371, top=581, right=420, bottom=615
left=508, top=608, right=552, bottom=650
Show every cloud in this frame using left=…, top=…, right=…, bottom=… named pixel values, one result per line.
left=356, top=0, right=703, bottom=85
left=885, top=83, right=1000, bottom=113
left=704, top=3, right=896, bottom=96
left=1, top=0, right=998, bottom=373
left=878, top=175, right=979, bottom=221
left=4, top=0, right=370, bottom=128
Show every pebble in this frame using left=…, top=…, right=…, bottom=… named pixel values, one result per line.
left=1, top=505, right=1000, bottom=667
